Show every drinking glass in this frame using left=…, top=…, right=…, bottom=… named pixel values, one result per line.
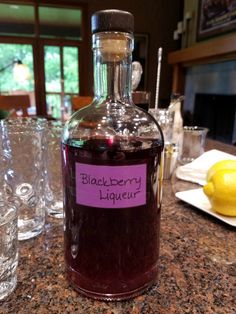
left=45, top=121, right=63, bottom=218
left=0, top=201, right=18, bottom=300
left=149, top=108, right=174, bottom=144
left=179, top=126, right=209, bottom=164
left=0, top=121, right=18, bottom=300
left=5, top=118, right=47, bottom=240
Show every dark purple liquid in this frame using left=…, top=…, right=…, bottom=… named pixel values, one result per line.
left=62, top=138, right=163, bottom=300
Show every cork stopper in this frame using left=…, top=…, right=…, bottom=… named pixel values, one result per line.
left=97, top=34, right=132, bottom=61
left=91, top=10, right=134, bottom=61
left=91, top=9, right=134, bottom=34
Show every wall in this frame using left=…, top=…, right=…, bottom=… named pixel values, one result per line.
left=180, top=0, right=236, bottom=144
left=184, top=61, right=236, bottom=143
left=185, top=61, right=236, bottom=112
left=74, top=0, right=183, bottom=106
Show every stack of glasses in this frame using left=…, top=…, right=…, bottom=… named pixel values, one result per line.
left=0, top=117, right=64, bottom=300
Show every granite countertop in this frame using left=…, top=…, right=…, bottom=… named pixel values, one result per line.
left=1, top=141, right=236, bottom=314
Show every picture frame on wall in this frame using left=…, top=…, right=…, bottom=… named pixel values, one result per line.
left=197, top=0, right=236, bottom=41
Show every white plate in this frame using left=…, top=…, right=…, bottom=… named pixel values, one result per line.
left=175, top=188, right=236, bottom=227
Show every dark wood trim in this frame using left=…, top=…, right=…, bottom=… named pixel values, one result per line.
left=168, top=33, right=236, bottom=66
left=34, top=42, right=47, bottom=116
left=172, top=64, right=185, bottom=95
left=0, top=36, right=83, bottom=46
left=38, top=0, right=87, bottom=7
left=0, top=0, right=87, bottom=7
left=33, top=3, right=41, bottom=116
left=37, top=38, right=83, bottom=46
left=0, top=37, right=35, bottom=44
left=78, top=3, right=90, bottom=95
left=0, top=1, right=34, bottom=4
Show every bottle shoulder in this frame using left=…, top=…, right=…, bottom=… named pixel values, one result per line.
left=62, top=100, right=164, bottom=148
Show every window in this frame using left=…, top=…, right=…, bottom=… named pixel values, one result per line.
left=63, top=47, right=79, bottom=94
left=44, top=45, right=79, bottom=119
left=0, top=3, right=35, bottom=37
left=0, top=1, right=87, bottom=119
left=39, top=6, right=82, bottom=40
left=0, top=44, right=34, bottom=92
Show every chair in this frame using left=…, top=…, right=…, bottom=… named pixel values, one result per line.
left=71, top=96, right=93, bottom=112
left=0, top=95, right=30, bottom=117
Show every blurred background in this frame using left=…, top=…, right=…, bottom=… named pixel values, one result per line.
left=0, top=0, right=183, bottom=119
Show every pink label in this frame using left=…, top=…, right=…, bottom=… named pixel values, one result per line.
left=75, top=163, right=146, bottom=208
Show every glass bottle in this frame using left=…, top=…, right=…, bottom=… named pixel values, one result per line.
left=62, top=9, right=164, bottom=300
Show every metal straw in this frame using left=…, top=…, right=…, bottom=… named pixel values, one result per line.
left=154, top=47, right=163, bottom=110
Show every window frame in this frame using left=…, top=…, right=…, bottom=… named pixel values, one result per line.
left=0, top=0, right=89, bottom=116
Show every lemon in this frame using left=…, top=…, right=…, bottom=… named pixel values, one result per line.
left=203, top=169, right=236, bottom=216
left=206, top=159, right=236, bottom=181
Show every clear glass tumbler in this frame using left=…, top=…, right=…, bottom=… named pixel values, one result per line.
left=45, top=121, right=63, bottom=219
left=0, top=121, right=18, bottom=300
left=149, top=108, right=174, bottom=144
left=0, top=201, right=18, bottom=300
left=5, top=117, right=47, bottom=240
left=180, top=126, right=209, bottom=164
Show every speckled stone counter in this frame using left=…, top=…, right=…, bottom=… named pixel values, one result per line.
left=1, top=141, right=236, bottom=314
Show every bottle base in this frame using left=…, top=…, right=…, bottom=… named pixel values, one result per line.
left=70, top=278, right=157, bottom=301
left=67, top=265, right=158, bottom=301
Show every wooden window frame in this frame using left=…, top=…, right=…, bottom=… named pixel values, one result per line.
left=0, top=0, right=89, bottom=116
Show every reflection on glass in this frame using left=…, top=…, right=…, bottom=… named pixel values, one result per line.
left=63, top=47, right=79, bottom=94
left=63, top=95, right=73, bottom=120
left=0, top=4, right=35, bottom=37
left=39, top=6, right=82, bottom=40
left=46, top=94, right=61, bottom=120
left=44, top=46, right=61, bottom=93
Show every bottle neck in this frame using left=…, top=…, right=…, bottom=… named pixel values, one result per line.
left=92, top=32, right=133, bottom=101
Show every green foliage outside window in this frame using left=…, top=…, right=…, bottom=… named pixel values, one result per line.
left=63, top=47, right=79, bottom=94
left=0, top=43, right=79, bottom=119
left=0, top=44, right=79, bottom=95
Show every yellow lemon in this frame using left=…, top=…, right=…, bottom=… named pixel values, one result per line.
left=203, top=169, right=236, bottom=216
left=206, top=160, right=236, bottom=181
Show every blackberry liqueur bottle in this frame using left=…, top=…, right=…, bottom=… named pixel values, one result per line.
left=62, top=9, right=164, bottom=300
